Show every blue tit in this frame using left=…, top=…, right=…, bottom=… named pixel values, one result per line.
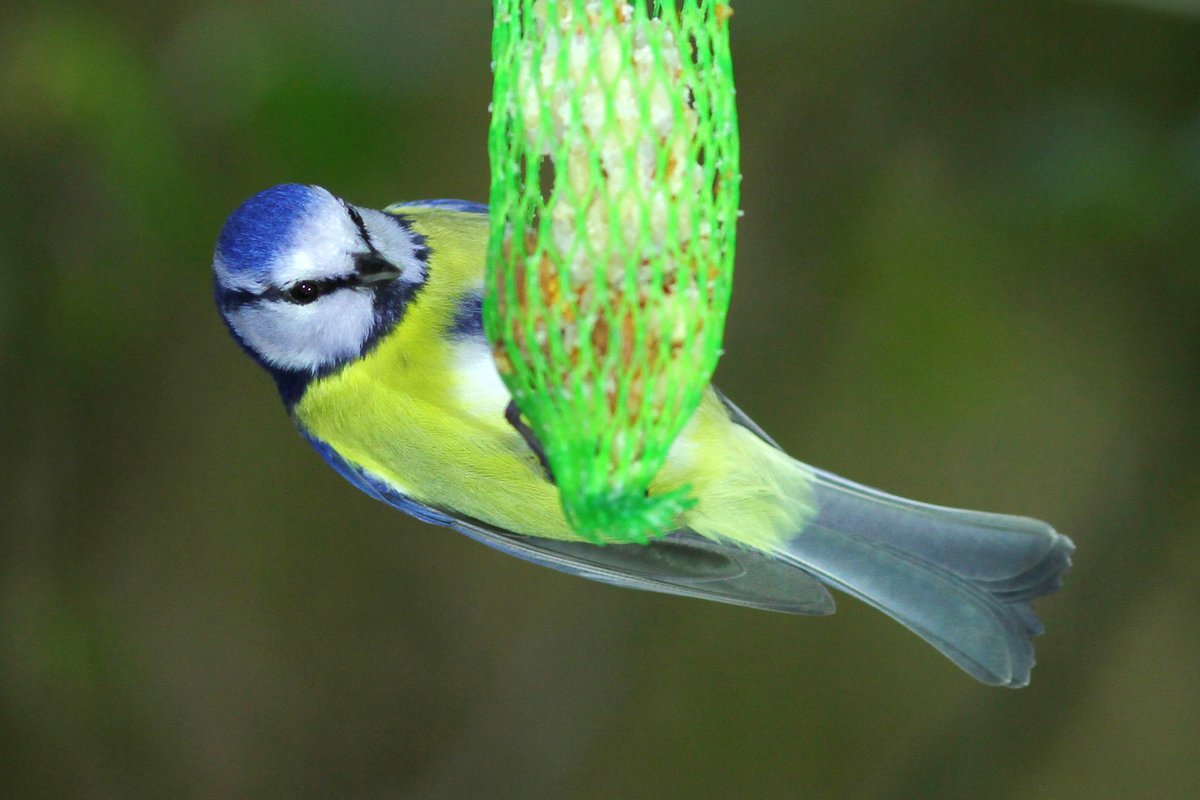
left=213, top=183, right=1073, bottom=687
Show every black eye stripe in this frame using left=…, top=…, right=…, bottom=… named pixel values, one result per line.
left=278, top=274, right=362, bottom=303
left=219, top=274, right=367, bottom=310
left=290, top=275, right=350, bottom=299
left=288, top=280, right=321, bottom=303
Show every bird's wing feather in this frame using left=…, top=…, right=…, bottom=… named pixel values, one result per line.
left=304, top=433, right=835, bottom=615
left=714, top=389, right=784, bottom=449
left=450, top=517, right=835, bottom=614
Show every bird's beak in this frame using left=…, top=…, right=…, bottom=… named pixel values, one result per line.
left=354, top=252, right=403, bottom=284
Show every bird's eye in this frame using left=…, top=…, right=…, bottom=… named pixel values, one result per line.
left=288, top=280, right=322, bottom=304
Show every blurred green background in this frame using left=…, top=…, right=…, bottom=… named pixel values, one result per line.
left=2, top=1, right=1199, bottom=798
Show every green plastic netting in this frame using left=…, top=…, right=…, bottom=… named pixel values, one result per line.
left=485, top=0, right=740, bottom=543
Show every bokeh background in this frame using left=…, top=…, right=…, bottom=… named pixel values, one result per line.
left=2, top=1, right=1199, bottom=798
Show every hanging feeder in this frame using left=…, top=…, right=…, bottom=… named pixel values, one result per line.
left=485, top=0, right=740, bottom=543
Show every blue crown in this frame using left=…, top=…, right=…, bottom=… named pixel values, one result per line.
left=215, top=184, right=320, bottom=282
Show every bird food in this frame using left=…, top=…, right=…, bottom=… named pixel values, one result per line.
left=485, top=0, right=740, bottom=543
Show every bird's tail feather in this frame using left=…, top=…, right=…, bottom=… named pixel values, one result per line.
left=778, top=467, right=1074, bottom=687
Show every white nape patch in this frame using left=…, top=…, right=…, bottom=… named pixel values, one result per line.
left=452, top=339, right=513, bottom=421
left=227, top=288, right=375, bottom=372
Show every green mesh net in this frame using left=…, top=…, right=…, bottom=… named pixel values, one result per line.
left=485, top=0, right=740, bottom=543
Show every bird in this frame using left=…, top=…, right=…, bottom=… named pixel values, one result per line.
left=213, top=183, right=1074, bottom=687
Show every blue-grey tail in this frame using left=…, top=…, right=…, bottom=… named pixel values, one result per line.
left=780, top=468, right=1074, bottom=687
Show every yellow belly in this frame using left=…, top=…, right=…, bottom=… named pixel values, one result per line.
left=295, top=336, right=580, bottom=539
left=296, top=333, right=812, bottom=550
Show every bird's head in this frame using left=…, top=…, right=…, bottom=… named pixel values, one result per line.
left=213, top=184, right=427, bottom=381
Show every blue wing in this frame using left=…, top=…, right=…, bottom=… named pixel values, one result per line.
left=303, top=434, right=835, bottom=615
left=304, top=435, right=456, bottom=526
left=387, top=199, right=489, bottom=215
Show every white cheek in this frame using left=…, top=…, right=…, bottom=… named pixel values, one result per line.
left=452, top=341, right=512, bottom=421
left=229, top=291, right=375, bottom=372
